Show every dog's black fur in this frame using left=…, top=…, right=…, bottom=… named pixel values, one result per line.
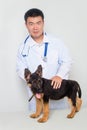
left=24, top=65, right=82, bottom=122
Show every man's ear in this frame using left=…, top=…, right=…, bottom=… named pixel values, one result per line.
left=35, top=65, right=42, bottom=77
left=24, top=68, right=31, bottom=82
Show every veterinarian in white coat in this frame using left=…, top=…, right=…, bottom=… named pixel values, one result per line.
left=16, top=8, right=73, bottom=111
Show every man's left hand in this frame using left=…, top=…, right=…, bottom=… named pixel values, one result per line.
left=51, top=76, right=62, bottom=89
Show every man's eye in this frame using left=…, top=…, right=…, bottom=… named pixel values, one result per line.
left=37, top=21, right=41, bottom=25
left=29, top=22, right=33, bottom=25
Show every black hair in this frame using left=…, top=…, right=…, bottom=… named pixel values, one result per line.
left=24, top=8, right=44, bottom=22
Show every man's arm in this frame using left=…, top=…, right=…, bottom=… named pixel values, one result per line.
left=51, top=42, right=73, bottom=89
left=16, top=44, right=27, bottom=80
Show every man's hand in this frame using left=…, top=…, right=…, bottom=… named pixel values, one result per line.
left=51, top=76, right=62, bottom=89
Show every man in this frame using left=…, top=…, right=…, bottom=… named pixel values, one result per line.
left=16, top=8, right=72, bottom=111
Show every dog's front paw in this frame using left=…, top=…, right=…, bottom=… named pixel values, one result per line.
left=30, top=113, right=40, bottom=118
left=37, top=117, right=48, bottom=123
left=67, top=113, right=75, bottom=118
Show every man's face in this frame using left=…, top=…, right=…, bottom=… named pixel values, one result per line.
left=25, top=16, right=44, bottom=40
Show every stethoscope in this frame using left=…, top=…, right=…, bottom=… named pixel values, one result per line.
left=21, top=34, right=48, bottom=62
left=21, top=35, right=30, bottom=57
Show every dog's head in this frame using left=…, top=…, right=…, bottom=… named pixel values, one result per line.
left=24, top=65, right=43, bottom=99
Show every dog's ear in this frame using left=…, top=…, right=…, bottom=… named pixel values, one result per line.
left=35, top=65, right=42, bottom=77
left=24, top=68, right=31, bottom=82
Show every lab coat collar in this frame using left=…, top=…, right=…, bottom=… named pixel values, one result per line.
left=22, top=32, right=49, bottom=57
left=27, top=32, right=49, bottom=47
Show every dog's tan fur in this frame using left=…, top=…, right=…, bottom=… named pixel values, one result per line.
left=67, top=97, right=82, bottom=118
left=29, top=95, right=82, bottom=123
left=30, top=94, right=50, bottom=122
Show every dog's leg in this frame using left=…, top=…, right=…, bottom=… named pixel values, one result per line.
left=38, top=102, right=49, bottom=123
left=76, top=97, right=82, bottom=112
left=67, top=98, right=76, bottom=118
left=30, top=98, right=43, bottom=118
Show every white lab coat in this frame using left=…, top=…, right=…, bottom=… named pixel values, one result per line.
left=16, top=33, right=73, bottom=111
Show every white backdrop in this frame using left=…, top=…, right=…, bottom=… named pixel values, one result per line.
left=0, top=0, right=87, bottom=112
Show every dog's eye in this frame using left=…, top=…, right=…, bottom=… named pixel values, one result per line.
left=38, top=79, right=41, bottom=82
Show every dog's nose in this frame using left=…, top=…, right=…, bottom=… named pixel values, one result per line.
left=37, top=88, right=42, bottom=93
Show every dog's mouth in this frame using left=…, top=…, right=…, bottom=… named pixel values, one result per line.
left=28, top=93, right=42, bottom=102
left=35, top=93, right=43, bottom=99
left=35, top=93, right=41, bottom=99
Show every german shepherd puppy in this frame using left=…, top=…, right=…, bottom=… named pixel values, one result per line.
left=24, top=65, right=82, bottom=123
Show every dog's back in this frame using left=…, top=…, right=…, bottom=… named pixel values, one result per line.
left=42, top=78, right=82, bottom=101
